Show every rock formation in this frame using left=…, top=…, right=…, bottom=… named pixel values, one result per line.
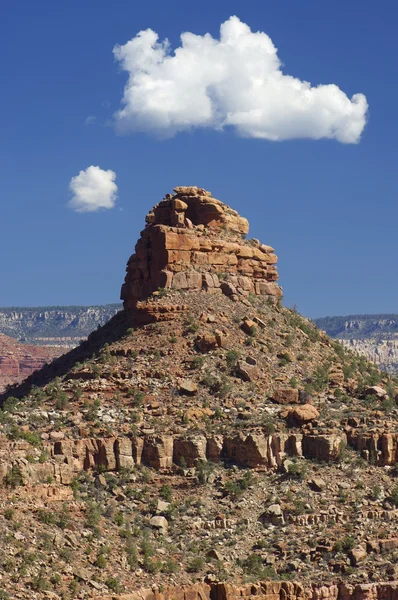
left=0, top=332, right=59, bottom=392
left=121, top=186, right=282, bottom=314
left=1, top=186, right=398, bottom=599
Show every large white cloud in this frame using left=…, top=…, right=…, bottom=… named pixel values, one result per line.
left=68, top=166, right=118, bottom=213
left=113, top=16, right=368, bottom=143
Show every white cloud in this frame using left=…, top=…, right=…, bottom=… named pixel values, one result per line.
left=68, top=166, right=118, bottom=213
left=113, top=16, right=368, bottom=143
left=84, top=115, right=96, bottom=126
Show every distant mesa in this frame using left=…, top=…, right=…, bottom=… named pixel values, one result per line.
left=121, top=186, right=282, bottom=314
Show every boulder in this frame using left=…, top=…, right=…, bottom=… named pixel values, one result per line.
left=350, top=545, right=367, bottom=566
left=260, top=504, right=284, bottom=526
left=236, top=361, right=259, bottom=382
left=288, top=404, right=320, bottom=426
left=309, top=477, right=326, bottom=492
left=179, top=380, right=198, bottom=396
left=150, top=515, right=168, bottom=532
left=195, top=334, right=219, bottom=353
left=363, top=386, right=388, bottom=399
left=273, top=388, right=300, bottom=405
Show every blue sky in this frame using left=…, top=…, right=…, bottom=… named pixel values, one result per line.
left=0, top=0, right=397, bottom=318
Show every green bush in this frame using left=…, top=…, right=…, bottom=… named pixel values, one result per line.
left=85, top=502, right=101, bottom=529
left=186, top=556, right=204, bottom=573
left=240, top=553, right=276, bottom=578
left=105, top=577, right=123, bottom=592
left=287, top=461, right=307, bottom=481
left=226, top=350, right=240, bottom=369
left=3, top=465, right=23, bottom=488
left=159, top=484, right=172, bottom=502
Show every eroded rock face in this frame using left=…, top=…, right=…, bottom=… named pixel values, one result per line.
left=0, top=333, right=60, bottom=392
left=0, top=430, right=350, bottom=487
left=121, top=186, right=282, bottom=313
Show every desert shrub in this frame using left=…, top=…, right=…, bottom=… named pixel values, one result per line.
left=310, top=363, right=330, bottom=392
left=186, top=556, right=204, bottom=572
left=126, top=542, right=138, bottom=568
left=159, top=484, right=172, bottom=502
left=262, top=420, right=275, bottom=435
left=381, top=397, right=394, bottom=413
left=370, top=485, right=381, bottom=500
left=334, top=536, right=355, bottom=553
left=285, top=334, right=294, bottom=348
left=143, top=557, right=161, bottom=573
left=106, top=577, right=123, bottom=592
left=287, top=460, right=307, bottom=481
left=162, top=558, right=179, bottom=574
left=225, top=471, right=253, bottom=499
left=4, top=508, right=14, bottom=521
left=114, top=511, right=124, bottom=526
left=240, top=553, right=276, bottom=579
left=343, top=361, right=357, bottom=381
left=141, top=536, right=154, bottom=558
left=95, top=553, right=107, bottom=568
left=127, top=388, right=145, bottom=407
left=197, top=460, right=214, bottom=484
left=184, top=315, right=199, bottom=334
left=390, top=485, right=398, bottom=507
left=37, top=509, right=56, bottom=525
left=85, top=502, right=101, bottom=529
left=201, top=373, right=231, bottom=398
left=2, top=397, right=19, bottom=413
left=226, top=350, right=240, bottom=369
left=278, top=352, right=292, bottom=367
left=7, top=426, right=41, bottom=446
left=3, top=465, right=23, bottom=488
left=55, top=391, right=69, bottom=410
left=191, top=356, right=204, bottom=369
left=31, top=570, right=50, bottom=591
left=156, top=287, right=169, bottom=298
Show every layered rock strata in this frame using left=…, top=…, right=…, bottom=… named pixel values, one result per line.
left=121, top=187, right=282, bottom=314
left=0, top=333, right=59, bottom=392
left=60, top=580, right=398, bottom=600
left=0, top=431, right=345, bottom=486
left=4, top=427, right=398, bottom=488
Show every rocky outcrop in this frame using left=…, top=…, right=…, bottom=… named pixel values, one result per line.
left=211, top=581, right=398, bottom=600
left=0, top=431, right=352, bottom=487
left=346, top=430, right=398, bottom=465
left=7, top=427, right=398, bottom=487
left=121, top=186, right=282, bottom=314
left=75, top=581, right=398, bottom=600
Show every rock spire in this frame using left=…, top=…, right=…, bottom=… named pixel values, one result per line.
left=121, top=186, right=282, bottom=310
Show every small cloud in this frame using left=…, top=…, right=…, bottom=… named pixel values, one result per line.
left=84, top=115, right=96, bottom=126
left=113, top=16, right=368, bottom=143
left=68, top=166, right=118, bottom=213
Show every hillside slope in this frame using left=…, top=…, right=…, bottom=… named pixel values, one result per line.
left=1, top=187, right=398, bottom=600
